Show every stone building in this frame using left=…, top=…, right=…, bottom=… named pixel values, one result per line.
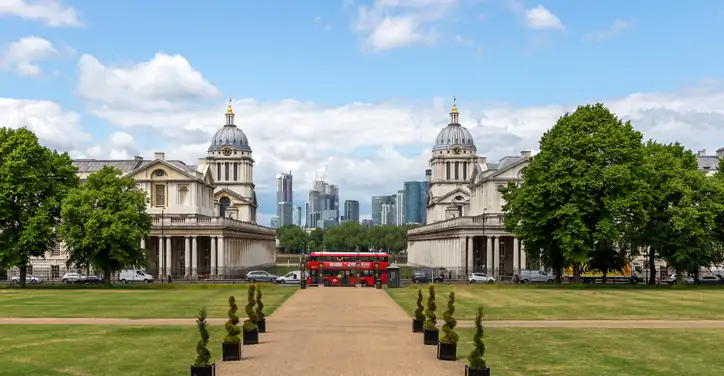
left=23, top=100, right=275, bottom=280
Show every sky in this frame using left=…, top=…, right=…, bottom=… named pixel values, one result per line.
left=2, top=0, right=724, bottom=227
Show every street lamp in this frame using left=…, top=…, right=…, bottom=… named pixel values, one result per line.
left=161, top=208, right=165, bottom=283
left=481, top=208, right=486, bottom=274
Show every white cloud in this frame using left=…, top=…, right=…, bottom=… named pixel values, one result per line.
left=524, top=4, right=564, bottom=30
left=0, top=98, right=90, bottom=151
left=585, top=19, right=632, bottom=41
left=0, top=0, right=82, bottom=27
left=352, top=0, right=458, bottom=51
left=1, top=36, right=57, bottom=76
left=454, top=34, right=475, bottom=45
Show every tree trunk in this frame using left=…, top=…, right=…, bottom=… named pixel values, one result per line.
left=19, top=264, right=27, bottom=288
left=648, top=247, right=656, bottom=285
left=573, top=264, right=581, bottom=284
left=602, top=270, right=608, bottom=284
left=103, top=268, right=112, bottom=285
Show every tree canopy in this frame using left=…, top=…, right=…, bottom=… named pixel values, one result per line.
left=276, top=222, right=416, bottom=253
left=0, top=127, right=79, bottom=287
left=58, top=165, right=153, bottom=283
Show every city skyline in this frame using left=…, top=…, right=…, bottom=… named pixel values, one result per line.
left=2, top=1, right=723, bottom=226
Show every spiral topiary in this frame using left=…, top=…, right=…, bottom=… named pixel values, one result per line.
left=423, top=284, right=437, bottom=331
left=255, top=287, right=264, bottom=321
left=414, top=289, right=425, bottom=321
left=440, top=292, right=458, bottom=343
left=223, top=296, right=241, bottom=344
left=243, top=284, right=259, bottom=331
left=467, top=306, right=487, bottom=370
left=194, top=308, right=211, bottom=366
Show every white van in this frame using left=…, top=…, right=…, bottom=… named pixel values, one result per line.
left=119, top=269, right=155, bottom=283
left=276, top=271, right=302, bottom=284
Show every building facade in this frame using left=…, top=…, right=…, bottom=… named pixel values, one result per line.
left=395, top=190, right=405, bottom=225
left=407, top=100, right=532, bottom=279
left=344, top=200, right=360, bottom=223
left=276, top=172, right=293, bottom=226
left=371, top=195, right=394, bottom=226
left=23, top=100, right=276, bottom=280
left=292, top=205, right=302, bottom=226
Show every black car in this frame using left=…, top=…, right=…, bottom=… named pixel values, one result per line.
left=411, top=269, right=444, bottom=284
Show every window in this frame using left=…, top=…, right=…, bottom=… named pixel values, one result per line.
left=454, top=161, right=459, bottom=180
left=51, top=265, right=60, bottom=279
left=51, top=242, right=61, bottom=257
left=153, top=169, right=166, bottom=177
left=178, top=185, right=189, bottom=206
left=463, top=162, right=467, bottom=180
left=27, top=265, right=33, bottom=275
left=154, top=184, right=166, bottom=207
left=224, top=162, right=229, bottom=181
left=217, top=163, right=221, bottom=180
left=233, top=163, right=238, bottom=181
left=446, top=162, right=451, bottom=180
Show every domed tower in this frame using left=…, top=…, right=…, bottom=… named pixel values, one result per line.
left=427, top=97, right=477, bottom=223
left=206, top=98, right=257, bottom=222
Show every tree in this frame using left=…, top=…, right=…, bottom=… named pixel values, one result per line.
left=243, top=284, right=258, bottom=331
left=194, top=308, right=211, bottom=366
left=0, top=127, right=79, bottom=287
left=467, top=306, right=487, bottom=370
left=440, top=292, right=458, bottom=344
left=423, top=284, right=437, bottom=331
left=414, top=289, right=425, bottom=321
left=501, top=103, right=649, bottom=283
left=276, top=225, right=309, bottom=253
left=223, top=296, right=241, bottom=344
left=58, top=165, right=152, bottom=283
left=255, top=288, right=264, bottom=321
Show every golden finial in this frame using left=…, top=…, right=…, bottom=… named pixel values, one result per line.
left=226, top=97, right=233, bottom=114
left=451, top=96, right=458, bottom=113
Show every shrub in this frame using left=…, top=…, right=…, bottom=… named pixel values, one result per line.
left=255, top=287, right=264, bottom=321
left=223, top=296, right=241, bottom=344
left=414, top=289, right=425, bottom=321
left=194, top=308, right=211, bottom=366
left=467, top=306, right=487, bottom=369
left=440, top=292, right=458, bottom=344
left=423, top=284, right=437, bottom=331
left=243, top=284, right=259, bottom=331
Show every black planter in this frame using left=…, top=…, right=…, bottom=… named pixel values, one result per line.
left=423, top=328, right=439, bottom=345
left=437, top=342, right=457, bottom=360
left=243, top=328, right=259, bottom=345
left=221, top=342, right=241, bottom=361
left=190, top=363, right=215, bottom=376
left=258, top=318, right=266, bottom=333
left=412, top=319, right=424, bottom=333
left=465, top=366, right=490, bottom=376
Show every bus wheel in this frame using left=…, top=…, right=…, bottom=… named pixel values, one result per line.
left=323, top=280, right=330, bottom=286
left=361, top=280, right=368, bottom=287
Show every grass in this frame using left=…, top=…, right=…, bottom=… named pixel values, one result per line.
left=388, top=284, right=724, bottom=320
left=454, top=328, right=724, bottom=376
left=0, top=325, right=226, bottom=376
left=0, top=284, right=296, bottom=318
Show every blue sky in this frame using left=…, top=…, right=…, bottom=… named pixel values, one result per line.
left=1, top=0, right=724, bottom=225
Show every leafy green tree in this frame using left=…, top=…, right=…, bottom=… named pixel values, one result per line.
left=440, top=292, right=458, bottom=344
left=194, top=308, right=211, bottom=366
left=414, top=289, right=425, bottom=321
left=467, top=306, right=487, bottom=370
left=58, top=165, right=152, bottom=283
left=243, top=284, right=259, bottom=331
left=423, top=284, right=437, bottom=331
left=0, top=127, right=79, bottom=287
left=276, top=225, right=309, bottom=253
left=223, top=296, right=241, bottom=344
left=501, top=103, right=648, bottom=282
left=308, top=228, right=325, bottom=250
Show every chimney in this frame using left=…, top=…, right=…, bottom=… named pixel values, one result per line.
left=521, top=150, right=532, bottom=158
left=132, top=155, right=144, bottom=169
left=154, top=152, right=165, bottom=161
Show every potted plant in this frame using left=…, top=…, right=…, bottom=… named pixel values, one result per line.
left=256, top=287, right=266, bottom=333
left=191, top=308, right=215, bottom=376
left=437, top=292, right=458, bottom=360
left=242, top=284, right=259, bottom=345
left=412, top=289, right=425, bottom=333
left=422, top=284, right=438, bottom=345
left=222, top=296, right=242, bottom=361
left=466, top=306, right=489, bottom=376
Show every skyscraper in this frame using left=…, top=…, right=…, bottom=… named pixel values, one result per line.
left=395, top=190, right=405, bottom=225
left=306, top=180, right=340, bottom=228
left=371, top=195, right=395, bottom=226
left=404, top=181, right=423, bottom=224
left=292, top=205, right=302, bottom=226
left=344, top=200, right=360, bottom=223
left=276, top=172, right=293, bottom=226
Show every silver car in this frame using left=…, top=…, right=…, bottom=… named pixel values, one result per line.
left=517, top=269, right=554, bottom=284
left=469, top=272, right=495, bottom=284
left=10, top=275, right=42, bottom=284
left=245, top=270, right=278, bottom=283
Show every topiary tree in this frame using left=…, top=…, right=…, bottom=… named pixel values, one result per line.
left=243, top=284, right=259, bottom=331
left=440, top=292, right=458, bottom=343
left=255, top=287, right=264, bottom=321
left=223, top=296, right=241, bottom=344
left=468, top=306, right=487, bottom=370
left=423, top=284, right=437, bottom=330
left=194, top=308, right=211, bottom=366
left=414, top=288, right=425, bottom=321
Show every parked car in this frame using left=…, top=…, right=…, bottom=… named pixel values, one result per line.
left=468, top=272, right=495, bottom=284
left=667, top=274, right=695, bottom=284
left=61, top=272, right=101, bottom=284
left=517, top=269, right=554, bottom=284
left=119, top=269, right=155, bottom=283
left=697, top=275, right=723, bottom=285
left=10, top=275, right=42, bottom=284
left=412, top=269, right=444, bottom=284
left=276, top=271, right=302, bottom=284
left=245, top=270, right=278, bottom=283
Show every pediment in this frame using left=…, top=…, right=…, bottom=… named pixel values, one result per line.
left=125, top=159, right=195, bottom=181
left=489, top=158, right=530, bottom=179
left=432, top=187, right=470, bottom=204
left=215, top=188, right=249, bottom=203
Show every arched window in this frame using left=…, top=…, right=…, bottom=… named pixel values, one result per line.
left=219, top=196, right=231, bottom=217
left=178, top=185, right=190, bottom=206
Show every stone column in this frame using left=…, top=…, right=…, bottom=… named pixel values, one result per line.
left=157, top=237, right=164, bottom=277
left=191, top=236, right=198, bottom=278
left=140, top=238, right=146, bottom=249
left=513, top=237, right=520, bottom=275
left=210, top=237, right=217, bottom=278
left=492, top=237, right=500, bottom=278
left=485, top=237, right=493, bottom=274
left=217, top=236, right=225, bottom=278
left=184, top=237, right=191, bottom=278
left=165, top=237, right=172, bottom=277
left=520, top=243, right=527, bottom=270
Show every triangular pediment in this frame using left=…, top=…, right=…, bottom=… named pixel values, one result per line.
left=489, top=157, right=530, bottom=179
left=432, top=187, right=470, bottom=204
left=125, top=159, right=196, bottom=180
left=214, top=188, right=249, bottom=203
left=200, top=166, right=215, bottom=186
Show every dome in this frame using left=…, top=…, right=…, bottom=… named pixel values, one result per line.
left=432, top=100, right=476, bottom=152
left=208, top=100, right=252, bottom=152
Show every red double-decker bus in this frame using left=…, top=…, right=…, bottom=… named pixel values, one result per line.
left=306, top=251, right=389, bottom=286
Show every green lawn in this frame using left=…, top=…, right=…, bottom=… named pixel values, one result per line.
left=454, top=328, right=724, bottom=376
left=0, top=325, right=225, bottom=376
left=0, top=284, right=296, bottom=318
left=388, top=284, right=724, bottom=320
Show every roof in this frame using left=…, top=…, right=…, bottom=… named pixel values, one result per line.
left=697, top=155, right=720, bottom=171
left=73, top=158, right=201, bottom=177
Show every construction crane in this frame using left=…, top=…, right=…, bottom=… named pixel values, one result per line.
left=312, top=165, right=327, bottom=192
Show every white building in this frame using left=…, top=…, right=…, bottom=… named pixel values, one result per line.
left=395, top=190, right=405, bottom=225
left=407, top=100, right=532, bottom=279
left=25, top=100, right=276, bottom=280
